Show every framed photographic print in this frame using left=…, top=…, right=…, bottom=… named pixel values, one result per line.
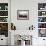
left=17, top=10, right=29, bottom=20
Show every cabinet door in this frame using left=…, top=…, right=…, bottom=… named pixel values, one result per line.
left=38, top=38, right=44, bottom=46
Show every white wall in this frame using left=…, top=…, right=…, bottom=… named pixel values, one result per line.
left=11, top=0, right=46, bottom=30
left=11, top=0, right=46, bottom=46
left=11, top=0, right=38, bottom=30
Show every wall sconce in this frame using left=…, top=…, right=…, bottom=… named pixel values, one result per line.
left=11, top=23, right=16, bottom=30
left=29, top=25, right=35, bottom=30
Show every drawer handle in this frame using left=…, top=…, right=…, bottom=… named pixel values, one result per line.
left=1, top=39, right=3, bottom=40
left=43, top=39, right=45, bottom=40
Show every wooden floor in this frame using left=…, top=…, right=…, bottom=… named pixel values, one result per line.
left=0, top=45, right=8, bottom=46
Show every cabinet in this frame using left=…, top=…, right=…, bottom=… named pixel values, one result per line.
left=0, top=35, right=8, bottom=45
left=0, top=0, right=11, bottom=45
left=38, top=3, right=46, bottom=37
left=38, top=37, right=46, bottom=46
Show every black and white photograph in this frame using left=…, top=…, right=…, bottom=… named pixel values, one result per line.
left=17, top=10, right=29, bottom=20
